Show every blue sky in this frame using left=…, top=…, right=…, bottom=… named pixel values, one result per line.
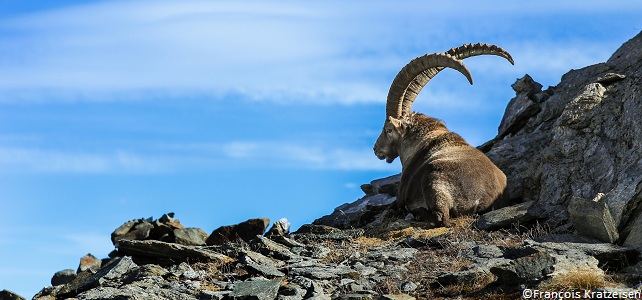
left=1, top=0, right=641, bottom=297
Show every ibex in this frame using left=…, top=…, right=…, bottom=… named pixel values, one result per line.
left=373, top=43, right=513, bottom=227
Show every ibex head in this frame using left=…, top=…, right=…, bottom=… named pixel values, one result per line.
left=373, top=43, right=514, bottom=164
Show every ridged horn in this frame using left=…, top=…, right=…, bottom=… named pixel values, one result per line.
left=392, top=43, right=514, bottom=118
left=386, top=53, right=472, bottom=118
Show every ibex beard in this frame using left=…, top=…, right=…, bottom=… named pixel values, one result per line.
left=374, top=43, right=513, bottom=227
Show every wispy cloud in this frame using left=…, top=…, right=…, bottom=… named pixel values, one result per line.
left=2, top=1, right=636, bottom=105
left=0, top=141, right=399, bottom=174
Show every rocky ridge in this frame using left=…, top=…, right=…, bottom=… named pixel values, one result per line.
left=3, top=31, right=642, bottom=300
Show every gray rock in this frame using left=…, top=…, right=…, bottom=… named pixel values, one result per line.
left=437, top=258, right=509, bottom=286
left=0, top=290, right=26, bottom=300
left=269, top=235, right=306, bottom=248
left=623, top=205, right=642, bottom=252
left=116, top=239, right=232, bottom=262
left=498, top=74, right=543, bottom=137
left=290, top=276, right=329, bottom=299
left=529, top=234, right=639, bottom=271
left=231, top=279, right=282, bottom=300
left=400, top=281, right=417, bottom=292
left=360, top=174, right=401, bottom=196
left=111, top=220, right=155, bottom=245
left=51, top=269, right=77, bottom=286
left=111, top=219, right=140, bottom=244
left=246, top=262, right=286, bottom=278
left=290, top=265, right=358, bottom=280
left=128, top=264, right=169, bottom=279
left=277, top=283, right=307, bottom=300
left=174, top=227, right=209, bottom=246
left=337, top=294, right=375, bottom=300
left=477, top=201, right=536, bottom=230
left=473, top=245, right=504, bottom=258
left=378, top=295, right=416, bottom=300
left=365, top=248, right=417, bottom=261
left=596, top=73, right=626, bottom=85
left=252, top=236, right=300, bottom=261
left=54, top=256, right=139, bottom=298
left=206, top=218, right=271, bottom=245
left=490, top=252, right=555, bottom=285
left=484, top=32, right=642, bottom=235
left=313, top=193, right=395, bottom=229
left=200, top=290, right=232, bottom=300
left=568, top=194, right=619, bottom=243
left=76, top=285, right=198, bottom=300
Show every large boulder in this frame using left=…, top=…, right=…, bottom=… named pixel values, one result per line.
left=482, top=31, right=642, bottom=248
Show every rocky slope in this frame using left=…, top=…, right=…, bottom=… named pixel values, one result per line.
left=3, top=31, right=642, bottom=300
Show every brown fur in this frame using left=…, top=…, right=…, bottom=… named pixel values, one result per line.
left=378, top=113, right=507, bottom=227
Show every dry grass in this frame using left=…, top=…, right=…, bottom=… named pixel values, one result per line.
left=539, top=270, right=617, bottom=292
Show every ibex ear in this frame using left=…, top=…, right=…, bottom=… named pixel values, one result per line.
left=388, top=116, right=404, bottom=131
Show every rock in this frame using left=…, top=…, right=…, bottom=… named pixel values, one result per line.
left=128, top=264, right=169, bottom=279
left=78, top=253, right=102, bottom=274
left=116, top=239, right=233, bottom=263
left=379, top=295, right=416, bottom=300
left=437, top=258, right=509, bottom=286
left=290, top=265, right=360, bottom=280
left=568, top=194, right=619, bottom=243
left=110, top=219, right=139, bottom=244
left=200, top=290, right=232, bottom=300
left=293, top=226, right=365, bottom=244
left=360, top=174, right=401, bottom=196
left=618, top=261, right=642, bottom=281
left=76, top=285, right=198, bottom=300
left=230, top=279, right=282, bottom=300
left=484, top=31, right=642, bottom=234
left=290, top=276, right=330, bottom=299
left=269, top=235, right=306, bottom=248
left=241, top=250, right=286, bottom=278
left=206, top=218, right=270, bottom=245
left=498, top=74, right=544, bottom=137
left=51, top=269, right=76, bottom=286
left=0, top=290, right=26, bottom=300
left=313, top=193, right=396, bottom=229
left=490, top=252, right=556, bottom=285
left=52, top=256, right=139, bottom=298
left=530, top=234, right=639, bottom=271
left=623, top=213, right=642, bottom=252
left=116, top=220, right=154, bottom=243
left=252, top=236, right=300, bottom=261
left=399, top=281, right=417, bottom=292
left=173, top=227, right=209, bottom=246
left=473, top=245, right=504, bottom=259
left=596, top=73, right=626, bottom=85
left=365, top=248, right=417, bottom=261
left=265, top=218, right=291, bottom=237
left=294, top=224, right=340, bottom=235
left=477, top=201, right=536, bottom=230
left=277, top=283, right=307, bottom=300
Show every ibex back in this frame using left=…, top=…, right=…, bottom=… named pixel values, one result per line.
left=373, top=43, right=513, bottom=227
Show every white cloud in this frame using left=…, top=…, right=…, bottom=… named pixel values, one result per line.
left=2, top=1, right=636, bottom=105
left=0, top=147, right=173, bottom=173
left=0, top=140, right=399, bottom=174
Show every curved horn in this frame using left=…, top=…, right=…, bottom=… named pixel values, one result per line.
left=386, top=53, right=472, bottom=118
left=393, top=43, right=514, bottom=118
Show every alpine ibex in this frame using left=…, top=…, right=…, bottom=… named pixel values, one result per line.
left=373, top=43, right=513, bottom=227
